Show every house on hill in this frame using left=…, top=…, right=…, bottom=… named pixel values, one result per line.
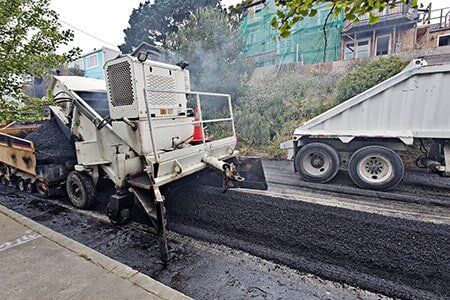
left=68, top=47, right=121, bottom=79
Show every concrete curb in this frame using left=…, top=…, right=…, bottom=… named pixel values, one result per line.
left=0, top=204, right=190, bottom=300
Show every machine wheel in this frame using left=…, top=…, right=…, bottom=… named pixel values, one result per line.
left=66, top=171, right=96, bottom=209
left=107, top=205, right=131, bottom=226
left=295, top=143, right=340, bottom=183
left=348, top=146, right=404, bottom=191
left=17, top=178, right=26, bottom=192
left=26, top=181, right=36, bottom=194
left=9, top=177, right=18, bottom=189
left=36, top=180, right=49, bottom=197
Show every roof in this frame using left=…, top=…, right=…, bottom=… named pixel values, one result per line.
left=54, top=76, right=106, bottom=92
left=131, top=42, right=160, bottom=59
left=81, top=46, right=121, bottom=58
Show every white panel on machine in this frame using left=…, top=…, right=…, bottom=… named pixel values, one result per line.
left=144, top=64, right=187, bottom=117
left=105, top=56, right=188, bottom=120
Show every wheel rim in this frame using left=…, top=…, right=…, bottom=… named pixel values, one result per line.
left=70, top=182, right=83, bottom=202
left=36, top=181, right=48, bottom=195
left=18, top=179, right=25, bottom=191
left=357, top=155, right=394, bottom=184
left=302, top=150, right=332, bottom=176
left=26, top=182, right=35, bottom=193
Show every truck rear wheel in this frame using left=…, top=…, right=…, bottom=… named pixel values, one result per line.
left=295, top=143, right=340, bottom=183
left=348, top=146, right=404, bottom=191
left=66, top=171, right=96, bottom=209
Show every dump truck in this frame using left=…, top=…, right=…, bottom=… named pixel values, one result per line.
left=281, top=59, right=450, bottom=191
left=0, top=54, right=267, bottom=262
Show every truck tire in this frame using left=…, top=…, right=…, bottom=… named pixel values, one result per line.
left=295, top=143, right=340, bottom=183
left=348, top=146, right=404, bottom=191
left=66, top=171, right=96, bottom=209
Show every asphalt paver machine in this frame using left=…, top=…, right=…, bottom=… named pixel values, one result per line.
left=0, top=54, right=267, bottom=262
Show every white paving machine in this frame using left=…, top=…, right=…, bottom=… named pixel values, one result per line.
left=1, top=54, right=267, bottom=262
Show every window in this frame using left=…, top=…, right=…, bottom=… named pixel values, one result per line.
left=344, top=39, right=371, bottom=60
left=248, top=30, right=261, bottom=44
left=86, top=54, right=98, bottom=69
left=438, top=35, right=450, bottom=47
left=356, top=40, right=370, bottom=57
left=376, top=35, right=391, bottom=56
left=344, top=42, right=355, bottom=60
left=248, top=4, right=264, bottom=22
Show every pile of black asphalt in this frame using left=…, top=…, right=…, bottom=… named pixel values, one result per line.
left=164, top=179, right=449, bottom=299
left=25, top=118, right=76, bottom=165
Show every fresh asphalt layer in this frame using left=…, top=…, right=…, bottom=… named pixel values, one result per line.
left=0, top=184, right=384, bottom=300
left=165, top=174, right=449, bottom=299
left=0, top=159, right=448, bottom=299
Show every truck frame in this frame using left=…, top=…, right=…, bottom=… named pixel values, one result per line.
left=281, top=59, right=450, bottom=191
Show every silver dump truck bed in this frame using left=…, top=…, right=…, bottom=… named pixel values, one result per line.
left=283, top=59, right=450, bottom=153
left=281, top=59, right=450, bottom=191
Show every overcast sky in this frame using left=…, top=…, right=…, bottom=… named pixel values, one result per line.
left=50, top=0, right=449, bottom=54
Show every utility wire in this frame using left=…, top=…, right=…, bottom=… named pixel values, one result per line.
left=59, top=19, right=119, bottom=49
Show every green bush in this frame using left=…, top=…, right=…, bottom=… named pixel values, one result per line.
left=235, top=71, right=339, bottom=156
left=336, top=57, right=409, bottom=103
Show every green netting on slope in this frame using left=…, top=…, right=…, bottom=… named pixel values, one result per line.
left=241, top=1, right=344, bottom=67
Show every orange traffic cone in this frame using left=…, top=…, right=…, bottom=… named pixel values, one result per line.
left=191, top=107, right=206, bottom=144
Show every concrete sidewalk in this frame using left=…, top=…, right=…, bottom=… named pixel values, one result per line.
left=0, top=204, right=189, bottom=300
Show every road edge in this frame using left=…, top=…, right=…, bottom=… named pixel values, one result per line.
left=0, top=204, right=190, bottom=300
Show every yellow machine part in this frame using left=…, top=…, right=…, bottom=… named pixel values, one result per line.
left=0, top=132, right=37, bottom=176
left=0, top=123, right=40, bottom=137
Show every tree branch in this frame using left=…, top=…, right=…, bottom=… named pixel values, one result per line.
left=322, top=4, right=336, bottom=63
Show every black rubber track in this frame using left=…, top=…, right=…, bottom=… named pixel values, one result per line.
left=165, top=182, right=449, bottom=299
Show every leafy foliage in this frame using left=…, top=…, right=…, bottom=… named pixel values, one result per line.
left=272, top=0, right=418, bottom=38
left=236, top=71, right=339, bottom=156
left=0, top=0, right=79, bottom=125
left=120, top=0, right=221, bottom=53
left=336, top=57, right=408, bottom=103
left=227, top=0, right=253, bottom=22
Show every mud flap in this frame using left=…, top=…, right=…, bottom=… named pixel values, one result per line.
left=227, top=156, right=268, bottom=190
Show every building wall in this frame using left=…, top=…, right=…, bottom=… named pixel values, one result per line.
left=83, top=50, right=104, bottom=79
left=68, top=47, right=121, bottom=80
left=416, top=26, right=450, bottom=49
left=341, top=25, right=417, bottom=60
left=250, top=45, right=450, bottom=83
left=397, top=27, right=416, bottom=52
left=241, top=1, right=344, bottom=67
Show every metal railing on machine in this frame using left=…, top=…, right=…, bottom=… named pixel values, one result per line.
left=143, top=89, right=236, bottom=162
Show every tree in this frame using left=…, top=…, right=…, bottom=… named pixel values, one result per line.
left=227, top=0, right=252, bottom=22
left=0, top=0, right=79, bottom=124
left=272, top=0, right=419, bottom=38
left=166, top=8, right=254, bottom=103
left=120, top=0, right=221, bottom=53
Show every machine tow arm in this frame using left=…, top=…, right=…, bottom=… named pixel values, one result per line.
left=202, top=155, right=245, bottom=192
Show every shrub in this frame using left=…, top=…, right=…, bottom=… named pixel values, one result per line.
left=235, top=70, right=340, bottom=156
left=336, top=57, right=409, bottom=103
